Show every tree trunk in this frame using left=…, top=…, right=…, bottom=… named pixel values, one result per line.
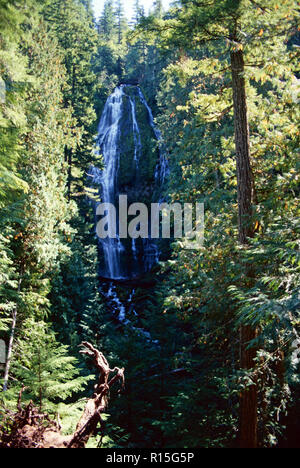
left=68, top=342, right=125, bottom=448
left=231, top=48, right=258, bottom=449
left=239, top=325, right=258, bottom=448
left=231, top=49, right=253, bottom=245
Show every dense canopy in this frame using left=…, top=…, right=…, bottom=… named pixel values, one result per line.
left=0, top=0, right=299, bottom=449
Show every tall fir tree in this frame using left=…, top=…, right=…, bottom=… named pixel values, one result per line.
left=98, top=0, right=116, bottom=38
left=43, top=0, right=98, bottom=200
left=11, top=319, right=89, bottom=411
left=137, top=0, right=299, bottom=448
left=153, top=0, right=164, bottom=18
left=133, top=0, right=145, bottom=25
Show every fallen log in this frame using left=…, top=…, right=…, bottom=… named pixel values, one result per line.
left=0, top=343, right=125, bottom=449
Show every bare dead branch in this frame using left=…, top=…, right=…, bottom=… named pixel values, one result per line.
left=0, top=343, right=125, bottom=449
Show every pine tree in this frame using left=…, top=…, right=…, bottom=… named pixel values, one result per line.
left=0, top=0, right=29, bottom=210
left=0, top=0, right=35, bottom=392
left=115, top=0, right=126, bottom=44
left=1, top=12, right=78, bottom=392
left=153, top=0, right=164, bottom=19
left=11, top=319, right=89, bottom=411
left=132, top=0, right=145, bottom=25
left=0, top=233, right=17, bottom=336
left=43, top=0, right=98, bottom=200
left=161, top=0, right=297, bottom=448
left=138, top=0, right=299, bottom=448
left=94, top=0, right=129, bottom=96
left=99, top=0, right=116, bottom=38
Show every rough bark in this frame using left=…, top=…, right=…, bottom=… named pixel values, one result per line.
left=239, top=325, right=258, bottom=448
left=231, top=48, right=258, bottom=449
left=0, top=343, right=125, bottom=449
left=231, top=49, right=253, bottom=245
left=68, top=342, right=125, bottom=449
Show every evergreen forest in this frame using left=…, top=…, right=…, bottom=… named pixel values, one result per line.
left=0, top=0, right=299, bottom=449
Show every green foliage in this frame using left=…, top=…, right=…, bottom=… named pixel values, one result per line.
left=138, top=0, right=300, bottom=448
left=117, top=89, right=158, bottom=194
left=0, top=0, right=98, bottom=409
left=0, top=232, right=17, bottom=332
left=0, top=0, right=299, bottom=450
left=0, top=0, right=29, bottom=209
left=6, top=319, right=90, bottom=411
left=43, top=0, right=98, bottom=196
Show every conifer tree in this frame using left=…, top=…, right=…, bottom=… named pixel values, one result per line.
left=115, top=0, right=126, bottom=44
left=1, top=0, right=299, bottom=450
left=138, top=0, right=299, bottom=448
left=11, top=320, right=89, bottom=411
left=153, top=0, right=164, bottom=18
left=99, top=0, right=116, bottom=38
left=0, top=0, right=28, bottom=210
left=1, top=12, right=77, bottom=392
left=0, top=0, right=34, bottom=392
left=43, top=0, right=98, bottom=199
left=133, top=0, right=145, bottom=24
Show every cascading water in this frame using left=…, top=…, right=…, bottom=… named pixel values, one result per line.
left=89, top=85, right=168, bottom=282
left=93, top=86, right=124, bottom=279
left=88, top=85, right=168, bottom=339
left=129, top=96, right=142, bottom=167
left=137, top=88, right=169, bottom=185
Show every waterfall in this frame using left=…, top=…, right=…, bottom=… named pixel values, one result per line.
left=89, top=85, right=168, bottom=281
left=129, top=96, right=142, bottom=168
left=94, top=86, right=125, bottom=279
left=137, top=88, right=169, bottom=185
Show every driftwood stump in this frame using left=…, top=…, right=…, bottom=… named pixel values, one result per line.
left=0, top=342, right=125, bottom=449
